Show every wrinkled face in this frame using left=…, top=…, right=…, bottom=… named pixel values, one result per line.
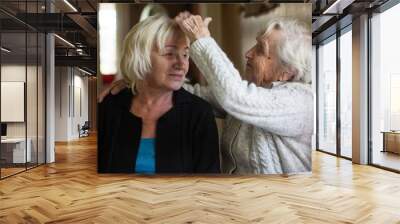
left=146, top=32, right=190, bottom=92
left=244, top=30, right=282, bottom=86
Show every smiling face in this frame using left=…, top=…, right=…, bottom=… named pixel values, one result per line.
left=244, top=30, right=283, bottom=87
left=144, top=31, right=190, bottom=92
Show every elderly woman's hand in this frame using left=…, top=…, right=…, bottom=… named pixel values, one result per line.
left=97, top=79, right=128, bottom=103
left=175, top=12, right=212, bottom=43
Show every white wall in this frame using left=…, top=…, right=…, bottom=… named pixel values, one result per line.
left=55, top=67, right=68, bottom=141
left=55, top=67, right=89, bottom=141
left=1, top=65, right=38, bottom=138
left=72, top=73, right=89, bottom=138
left=1, top=65, right=27, bottom=143
left=1, top=64, right=46, bottom=164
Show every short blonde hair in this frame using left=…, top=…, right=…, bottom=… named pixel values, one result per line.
left=260, top=18, right=312, bottom=84
left=120, top=15, right=184, bottom=90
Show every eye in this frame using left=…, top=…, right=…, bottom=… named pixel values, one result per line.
left=256, top=44, right=263, bottom=53
left=162, top=52, right=175, bottom=58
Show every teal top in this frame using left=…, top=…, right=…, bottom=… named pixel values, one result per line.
left=135, top=138, right=156, bottom=174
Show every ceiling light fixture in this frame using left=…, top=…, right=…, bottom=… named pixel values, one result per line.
left=78, top=67, right=93, bottom=76
left=1, top=47, right=11, bottom=53
left=63, top=0, right=78, bottom=12
left=323, top=0, right=355, bottom=15
left=54, top=34, right=75, bottom=48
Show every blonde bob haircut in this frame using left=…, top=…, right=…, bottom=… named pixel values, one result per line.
left=120, top=15, right=185, bottom=91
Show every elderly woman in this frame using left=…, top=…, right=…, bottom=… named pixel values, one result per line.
left=97, top=15, right=220, bottom=173
left=175, top=14, right=313, bottom=174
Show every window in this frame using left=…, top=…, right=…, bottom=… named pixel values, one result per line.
left=0, top=1, right=47, bottom=179
left=339, top=28, right=352, bottom=158
left=371, top=2, right=400, bottom=171
left=317, top=36, right=337, bottom=154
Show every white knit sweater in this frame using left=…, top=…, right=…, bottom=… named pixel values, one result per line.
left=183, top=37, right=314, bottom=174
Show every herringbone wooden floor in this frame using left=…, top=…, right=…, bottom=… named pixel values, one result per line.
left=1, top=134, right=400, bottom=223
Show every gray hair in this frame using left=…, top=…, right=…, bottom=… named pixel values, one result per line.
left=120, top=15, right=184, bottom=90
left=259, top=18, right=311, bottom=84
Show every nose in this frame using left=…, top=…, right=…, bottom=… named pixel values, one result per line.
left=245, top=47, right=254, bottom=60
left=173, top=54, right=187, bottom=69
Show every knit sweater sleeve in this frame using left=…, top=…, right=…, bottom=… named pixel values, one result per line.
left=189, top=37, right=313, bottom=137
left=182, top=83, right=226, bottom=118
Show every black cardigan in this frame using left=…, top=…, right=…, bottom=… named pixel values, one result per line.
left=97, top=88, right=220, bottom=173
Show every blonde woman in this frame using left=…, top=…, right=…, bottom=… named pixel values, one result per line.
left=98, top=15, right=220, bottom=173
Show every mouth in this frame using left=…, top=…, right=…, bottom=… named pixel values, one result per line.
left=168, top=73, right=184, bottom=80
left=246, top=62, right=251, bottom=68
